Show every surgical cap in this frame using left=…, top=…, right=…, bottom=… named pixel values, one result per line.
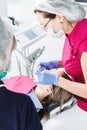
left=35, top=0, right=86, bottom=22
left=0, top=18, right=13, bottom=71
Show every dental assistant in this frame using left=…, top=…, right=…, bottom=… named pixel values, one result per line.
left=0, top=18, right=42, bottom=130
left=34, top=0, right=87, bottom=129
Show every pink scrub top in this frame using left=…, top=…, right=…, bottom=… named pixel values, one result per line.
left=62, top=18, right=87, bottom=111
left=3, top=75, right=36, bottom=94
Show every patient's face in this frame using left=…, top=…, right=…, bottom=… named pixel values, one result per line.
left=34, top=84, right=52, bottom=101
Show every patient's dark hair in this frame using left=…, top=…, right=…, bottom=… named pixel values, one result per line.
left=40, top=72, right=72, bottom=119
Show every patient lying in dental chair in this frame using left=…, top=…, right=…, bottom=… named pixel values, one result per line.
left=3, top=71, right=73, bottom=121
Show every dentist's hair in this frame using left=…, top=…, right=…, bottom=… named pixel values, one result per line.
left=34, top=0, right=86, bottom=22
left=0, top=18, right=16, bottom=72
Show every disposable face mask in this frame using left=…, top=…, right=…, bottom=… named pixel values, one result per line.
left=52, top=29, right=65, bottom=39
left=47, top=28, right=65, bottom=39
left=0, top=61, right=12, bottom=80
left=0, top=71, right=7, bottom=80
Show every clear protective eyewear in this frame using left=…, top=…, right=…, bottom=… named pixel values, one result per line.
left=41, top=18, right=52, bottom=32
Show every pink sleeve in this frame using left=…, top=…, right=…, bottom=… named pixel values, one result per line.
left=4, top=75, right=36, bottom=94
left=79, top=39, right=87, bottom=55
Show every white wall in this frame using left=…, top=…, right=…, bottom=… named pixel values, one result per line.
left=0, top=0, right=7, bottom=16
left=7, top=0, right=39, bottom=27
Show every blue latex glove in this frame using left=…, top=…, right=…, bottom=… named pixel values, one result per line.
left=38, top=60, right=59, bottom=72
left=35, top=71, right=59, bottom=85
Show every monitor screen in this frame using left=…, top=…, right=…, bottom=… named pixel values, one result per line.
left=24, top=30, right=38, bottom=40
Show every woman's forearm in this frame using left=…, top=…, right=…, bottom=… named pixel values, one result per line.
left=58, top=76, right=87, bottom=98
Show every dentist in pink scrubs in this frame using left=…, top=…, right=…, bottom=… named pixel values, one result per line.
left=34, top=0, right=87, bottom=129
